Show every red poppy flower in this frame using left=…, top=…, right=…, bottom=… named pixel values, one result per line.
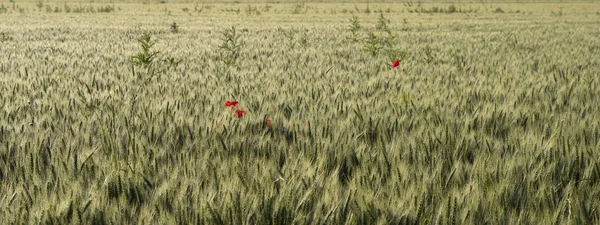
left=392, top=59, right=400, bottom=68
left=225, top=101, right=239, bottom=107
left=235, top=109, right=245, bottom=118
left=267, top=120, right=271, bottom=126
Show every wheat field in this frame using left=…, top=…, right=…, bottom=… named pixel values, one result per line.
left=1, top=1, right=600, bottom=224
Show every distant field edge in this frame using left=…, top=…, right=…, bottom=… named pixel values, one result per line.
left=10, top=0, right=600, bottom=4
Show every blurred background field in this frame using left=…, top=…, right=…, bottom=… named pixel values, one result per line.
left=1, top=1, right=600, bottom=224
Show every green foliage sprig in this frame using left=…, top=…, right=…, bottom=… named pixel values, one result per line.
left=218, top=26, right=244, bottom=67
